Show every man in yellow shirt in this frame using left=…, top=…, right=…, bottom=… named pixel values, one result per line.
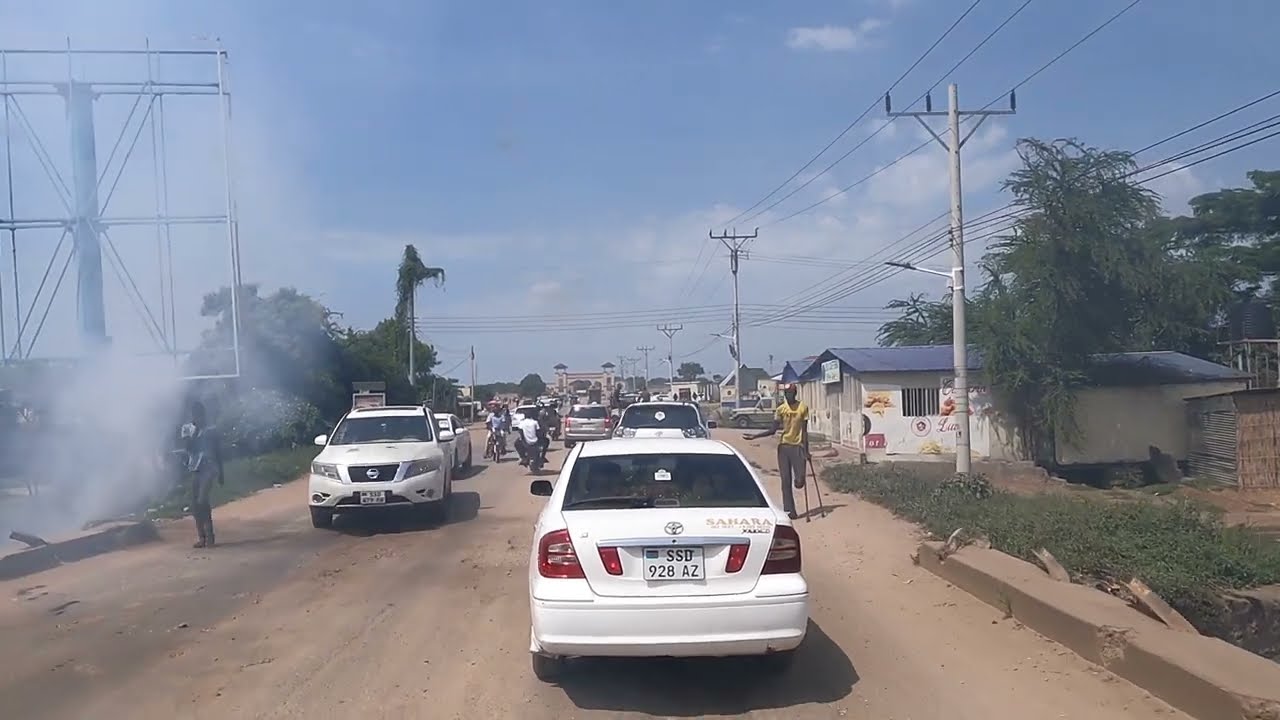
left=743, top=383, right=808, bottom=519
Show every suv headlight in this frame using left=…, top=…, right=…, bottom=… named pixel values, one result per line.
left=405, top=458, right=442, bottom=477
left=311, top=462, right=341, bottom=480
left=682, top=426, right=707, bottom=438
left=616, top=427, right=637, bottom=438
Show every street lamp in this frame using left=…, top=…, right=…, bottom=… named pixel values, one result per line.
left=884, top=259, right=973, bottom=474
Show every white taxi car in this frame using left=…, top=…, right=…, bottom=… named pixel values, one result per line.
left=526, top=438, right=808, bottom=681
left=308, top=405, right=452, bottom=528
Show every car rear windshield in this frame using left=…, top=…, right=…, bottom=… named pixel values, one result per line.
left=561, top=453, right=766, bottom=510
left=570, top=405, right=608, bottom=419
left=620, top=404, right=700, bottom=429
left=516, top=406, right=539, bottom=416
left=330, top=415, right=433, bottom=445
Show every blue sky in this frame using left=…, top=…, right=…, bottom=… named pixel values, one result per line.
left=2, top=0, right=1279, bottom=383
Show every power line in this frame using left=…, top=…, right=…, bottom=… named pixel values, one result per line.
left=721, top=0, right=987, bottom=229
left=761, top=0, right=1143, bottom=227
left=745, top=98, right=1280, bottom=326
left=740, top=0, right=1036, bottom=228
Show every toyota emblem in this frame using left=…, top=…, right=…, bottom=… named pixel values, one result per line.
left=664, top=522, right=684, bottom=536
left=365, top=467, right=380, bottom=480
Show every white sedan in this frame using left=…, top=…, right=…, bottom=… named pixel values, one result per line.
left=435, top=413, right=473, bottom=474
left=526, top=438, right=809, bottom=681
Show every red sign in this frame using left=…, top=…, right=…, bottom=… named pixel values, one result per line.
left=864, top=433, right=886, bottom=449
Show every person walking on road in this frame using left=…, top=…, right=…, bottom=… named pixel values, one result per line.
left=182, top=400, right=225, bottom=548
left=742, top=382, right=808, bottom=520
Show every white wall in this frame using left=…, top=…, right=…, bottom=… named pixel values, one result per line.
left=1057, top=380, right=1247, bottom=464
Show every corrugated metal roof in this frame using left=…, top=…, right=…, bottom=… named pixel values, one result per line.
left=793, top=345, right=1245, bottom=385
left=780, top=358, right=817, bottom=383
left=828, top=345, right=983, bottom=373
left=1090, top=351, right=1249, bottom=383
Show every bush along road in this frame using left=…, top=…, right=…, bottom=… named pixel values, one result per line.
left=821, top=462, right=1280, bottom=662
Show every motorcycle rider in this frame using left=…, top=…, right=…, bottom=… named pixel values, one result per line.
left=486, top=406, right=507, bottom=456
left=514, top=412, right=545, bottom=467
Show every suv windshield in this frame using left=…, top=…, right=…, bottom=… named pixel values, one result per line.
left=562, top=453, right=766, bottom=509
left=570, top=405, right=608, bottom=419
left=620, top=404, right=700, bottom=429
left=515, top=406, right=539, bottom=418
left=330, top=415, right=434, bottom=445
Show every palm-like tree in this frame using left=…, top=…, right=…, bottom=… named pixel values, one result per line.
left=394, top=244, right=445, bottom=386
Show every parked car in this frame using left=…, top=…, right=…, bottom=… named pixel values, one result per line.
left=435, top=413, right=473, bottom=474
left=526, top=438, right=808, bottom=681
left=726, top=396, right=776, bottom=428
left=613, top=401, right=715, bottom=439
left=563, top=403, right=612, bottom=448
left=307, top=405, right=453, bottom=528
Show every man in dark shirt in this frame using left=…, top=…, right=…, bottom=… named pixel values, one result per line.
left=184, top=400, right=225, bottom=548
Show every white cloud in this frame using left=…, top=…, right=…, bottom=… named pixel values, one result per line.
left=1144, top=164, right=1209, bottom=215
left=786, top=20, right=884, bottom=52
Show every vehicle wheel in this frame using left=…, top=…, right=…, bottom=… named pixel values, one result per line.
left=310, top=507, right=334, bottom=529
left=463, top=445, right=473, bottom=471
left=531, top=652, right=566, bottom=683
left=736, top=415, right=751, bottom=428
left=757, top=650, right=797, bottom=673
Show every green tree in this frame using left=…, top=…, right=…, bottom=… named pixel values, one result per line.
left=676, top=362, right=704, bottom=381
left=519, top=373, right=547, bottom=398
left=394, top=244, right=446, bottom=386
left=877, top=139, right=1228, bottom=455
left=876, top=293, right=957, bottom=347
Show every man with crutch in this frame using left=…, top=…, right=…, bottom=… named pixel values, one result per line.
left=743, top=383, right=810, bottom=521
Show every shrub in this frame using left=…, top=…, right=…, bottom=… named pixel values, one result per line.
left=821, top=461, right=1280, bottom=648
left=217, top=389, right=325, bottom=456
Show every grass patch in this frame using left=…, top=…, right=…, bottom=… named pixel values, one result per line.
left=150, top=446, right=316, bottom=518
left=823, top=462, right=1280, bottom=641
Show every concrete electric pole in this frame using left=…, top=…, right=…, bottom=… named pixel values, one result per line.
left=657, top=323, right=683, bottom=387
left=636, top=345, right=654, bottom=391
left=709, top=227, right=758, bottom=408
left=885, top=83, right=1015, bottom=475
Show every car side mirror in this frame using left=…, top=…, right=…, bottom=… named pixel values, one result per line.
left=439, top=430, right=456, bottom=442
left=313, top=434, right=328, bottom=446
left=530, top=480, right=554, bottom=497
left=707, top=421, right=718, bottom=429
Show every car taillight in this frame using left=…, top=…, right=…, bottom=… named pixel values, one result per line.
left=598, top=546, right=623, bottom=575
left=761, top=526, right=802, bottom=575
left=537, top=529, right=585, bottom=579
left=725, top=543, right=750, bottom=573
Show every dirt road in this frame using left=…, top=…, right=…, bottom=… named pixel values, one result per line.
left=0, top=433, right=1188, bottom=719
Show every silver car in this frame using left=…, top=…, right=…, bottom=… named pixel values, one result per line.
left=563, top=403, right=611, bottom=448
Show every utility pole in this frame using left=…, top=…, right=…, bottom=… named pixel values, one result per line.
left=622, top=356, right=640, bottom=391
left=709, top=227, right=758, bottom=409
left=657, top=323, right=683, bottom=387
left=469, top=345, right=476, bottom=401
left=636, top=345, right=654, bottom=391
left=886, top=83, right=1015, bottom=474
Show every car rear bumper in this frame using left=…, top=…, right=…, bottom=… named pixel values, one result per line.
left=564, top=431, right=611, bottom=442
left=530, top=592, right=809, bottom=658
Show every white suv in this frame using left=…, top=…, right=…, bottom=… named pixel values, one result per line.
left=308, top=405, right=452, bottom=528
left=613, top=401, right=716, bottom=439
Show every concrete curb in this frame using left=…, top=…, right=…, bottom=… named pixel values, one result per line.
left=916, top=541, right=1280, bottom=720
left=0, top=520, right=159, bottom=581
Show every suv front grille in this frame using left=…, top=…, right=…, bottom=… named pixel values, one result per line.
left=348, top=463, right=400, bottom=483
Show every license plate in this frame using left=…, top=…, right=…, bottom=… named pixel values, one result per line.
left=643, top=547, right=704, bottom=581
left=359, top=491, right=386, bottom=505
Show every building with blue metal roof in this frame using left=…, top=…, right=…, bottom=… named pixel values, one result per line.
left=790, top=344, right=1248, bottom=467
